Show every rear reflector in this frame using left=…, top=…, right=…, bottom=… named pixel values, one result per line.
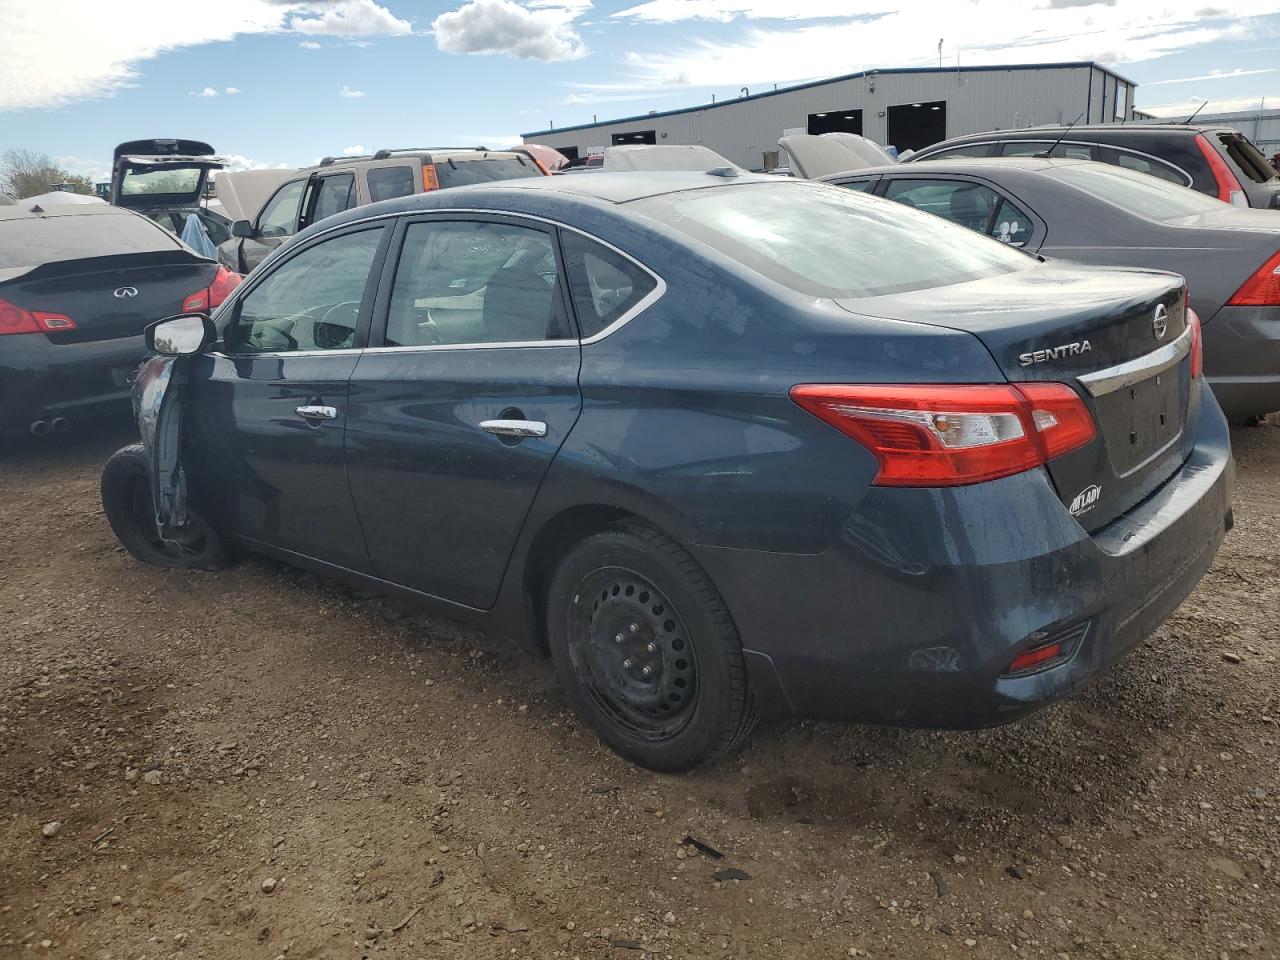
left=423, top=164, right=440, bottom=192
left=790, top=382, right=1096, bottom=486
left=1188, top=307, right=1204, bottom=378
left=1227, top=250, right=1280, bottom=306
left=1007, top=642, right=1063, bottom=674
left=0, top=299, right=76, bottom=335
left=1195, top=134, right=1248, bottom=207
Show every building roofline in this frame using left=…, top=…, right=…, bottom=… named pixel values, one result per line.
left=523, top=61, right=1136, bottom=139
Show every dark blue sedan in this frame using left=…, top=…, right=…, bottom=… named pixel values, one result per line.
left=102, top=172, right=1234, bottom=771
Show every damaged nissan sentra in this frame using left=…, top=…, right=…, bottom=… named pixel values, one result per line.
left=101, top=171, right=1233, bottom=772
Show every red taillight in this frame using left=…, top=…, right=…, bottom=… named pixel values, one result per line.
left=1227, top=251, right=1280, bottom=306
left=0, top=299, right=76, bottom=335
left=422, top=164, right=440, bottom=192
left=181, top=266, right=242, bottom=314
left=207, top=266, right=241, bottom=309
left=1188, top=307, right=1204, bottom=379
left=790, top=382, right=1097, bottom=487
left=1007, top=642, right=1064, bottom=674
left=1195, top=134, right=1247, bottom=207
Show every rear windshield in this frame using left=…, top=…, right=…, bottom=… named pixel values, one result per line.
left=1047, top=163, right=1227, bottom=220
left=1218, top=133, right=1278, bottom=184
left=120, top=167, right=203, bottom=197
left=629, top=181, right=1032, bottom=298
left=434, top=156, right=540, bottom=189
left=0, top=213, right=174, bottom=268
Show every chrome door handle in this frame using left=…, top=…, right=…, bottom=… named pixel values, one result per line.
left=295, top=404, right=337, bottom=421
left=480, top=419, right=547, bottom=439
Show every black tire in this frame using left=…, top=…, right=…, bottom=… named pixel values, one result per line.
left=546, top=521, right=756, bottom=772
left=100, top=443, right=229, bottom=570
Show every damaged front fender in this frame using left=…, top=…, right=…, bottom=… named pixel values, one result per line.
left=133, top=353, right=192, bottom=539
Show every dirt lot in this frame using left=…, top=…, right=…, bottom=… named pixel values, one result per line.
left=1, top=419, right=1277, bottom=960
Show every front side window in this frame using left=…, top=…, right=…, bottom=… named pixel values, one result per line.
left=223, top=227, right=383, bottom=354
left=929, top=143, right=995, bottom=159
left=384, top=220, right=568, bottom=347
left=836, top=179, right=876, bottom=192
left=257, top=180, right=305, bottom=238
left=310, top=174, right=355, bottom=224
left=631, top=181, right=1031, bottom=299
left=367, top=166, right=416, bottom=202
left=561, top=232, right=658, bottom=338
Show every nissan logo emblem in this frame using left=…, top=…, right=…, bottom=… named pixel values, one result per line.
left=1152, top=303, right=1169, bottom=341
left=113, top=286, right=139, bottom=299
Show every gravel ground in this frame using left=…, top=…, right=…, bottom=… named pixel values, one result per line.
left=1, top=418, right=1277, bottom=960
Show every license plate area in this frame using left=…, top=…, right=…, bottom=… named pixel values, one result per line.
left=1094, top=363, right=1189, bottom=477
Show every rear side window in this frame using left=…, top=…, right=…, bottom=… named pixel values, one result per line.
left=0, top=212, right=173, bottom=267
left=632, top=181, right=1031, bottom=299
left=1000, top=141, right=1095, bottom=160
left=311, top=174, right=355, bottom=223
left=885, top=179, right=1033, bottom=247
left=1219, top=133, right=1278, bottom=184
left=368, top=166, right=416, bottom=202
left=1111, top=151, right=1189, bottom=185
left=433, top=156, right=539, bottom=189
left=561, top=232, right=658, bottom=338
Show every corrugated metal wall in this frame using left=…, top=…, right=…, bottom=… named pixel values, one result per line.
left=525, top=65, right=1134, bottom=170
left=1141, top=109, right=1280, bottom=155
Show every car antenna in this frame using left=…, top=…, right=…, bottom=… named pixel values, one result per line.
left=1181, top=100, right=1209, bottom=125
left=1038, top=112, right=1084, bottom=158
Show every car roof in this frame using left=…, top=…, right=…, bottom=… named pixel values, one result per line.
left=928, top=123, right=1229, bottom=143
left=820, top=156, right=1085, bottom=179
left=309, top=148, right=527, bottom=171
left=446, top=170, right=774, bottom=203
left=0, top=202, right=139, bottom=223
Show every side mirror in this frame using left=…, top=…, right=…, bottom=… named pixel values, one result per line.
left=231, top=219, right=255, bottom=239
left=147, top=314, right=215, bottom=356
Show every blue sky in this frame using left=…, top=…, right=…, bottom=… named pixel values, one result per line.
left=2, top=0, right=1279, bottom=182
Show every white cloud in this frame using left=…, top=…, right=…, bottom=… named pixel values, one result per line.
left=340, top=84, right=366, bottom=98
left=1140, top=93, right=1280, bottom=116
left=599, top=0, right=1275, bottom=94
left=432, top=0, right=588, bottom=61
left=291, top=0, right=411, bottom=36
left=218, top=153, right=289, bottom=172
left=0, top=0, right=411, bottom=111
left=193, top=86, right=219, bottom=97
left=299, top=39, right=322, bottom=49
left=225, top=86, right=241, bottom=94
left=1144, top=67, right=1276, bottom=86
left=342, top=144, right=367, bottom=155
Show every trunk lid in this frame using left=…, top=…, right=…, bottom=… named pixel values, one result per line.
left=111, top=139, right=225, bottom=210
left=1, top=252, right=217, bottom=344
left=836, top=263, right=1193, bottom=530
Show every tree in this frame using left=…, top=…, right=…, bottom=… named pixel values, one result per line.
left=0, top=149, right=95, bottom=199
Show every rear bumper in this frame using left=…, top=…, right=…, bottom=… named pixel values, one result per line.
left=691, top=386, right=1233, bottom=727
left=1203, top=304, right=1280, bottom=419
left=0, top=332, right=144, bottom=437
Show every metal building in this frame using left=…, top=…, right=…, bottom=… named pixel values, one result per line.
left=523, top=61, right=1137, bottom=171
left=1142, top=106, right=1280, bottom=156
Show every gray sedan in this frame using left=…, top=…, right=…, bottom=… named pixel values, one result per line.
left=822, top=157, right=1280, bottom=420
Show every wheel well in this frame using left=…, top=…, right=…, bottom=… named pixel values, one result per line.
left=522, top=504, right=644, bottom=656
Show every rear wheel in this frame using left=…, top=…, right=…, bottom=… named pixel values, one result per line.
left=546, top=522, right=755, bottom=772
left=101, top=443, right=228, bottom=570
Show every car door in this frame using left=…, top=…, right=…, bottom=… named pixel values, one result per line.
left=343, top=214, right=584, bottom=609
left=300, top=171, right=358, bottom=232
left=238, top=178, right=307, bottom=273
left=184, top=221, right=391, bottom=572
left=876, top=176, right=1043, bottom=250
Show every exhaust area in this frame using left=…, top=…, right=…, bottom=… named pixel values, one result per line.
left=29, top=420, right=50, bottom=436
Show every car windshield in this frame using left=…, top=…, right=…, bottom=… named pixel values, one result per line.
left=434, top=156, right=540, bottom=189
left=120, top=167, right=203, bottom=196
left=629, top=181, right=1033, bottom=298
left=1046, top=162, right=1228, bottom=220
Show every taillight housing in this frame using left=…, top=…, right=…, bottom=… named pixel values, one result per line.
left=790, top=382, right=1096, bottom=487
left=1227, top=251, right=1280, bottom=306
left=422, top=164, right=440, bottom=192
left=0, top=298, right=76, bottom=335
left=1195, top=134, right=1248, bottom=207
left=1188, top=307, right=1204, bottom=379
left=182, top=266, right=242, bottom=314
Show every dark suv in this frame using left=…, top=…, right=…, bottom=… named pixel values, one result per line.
left=907, top=124, right=1280, bottom=209
left=220, top=147, right=544, bottom=274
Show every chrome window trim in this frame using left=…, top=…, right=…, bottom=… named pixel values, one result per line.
left=229, top=206, right=668, bottom=351
left=210, top=348, right=365, bottom=360
left=1077, top=325, right=1192, bottom=397
left=917, top=138, right=1194, bottom=187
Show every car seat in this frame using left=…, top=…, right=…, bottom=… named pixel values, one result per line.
left=481, top=262, right=555, bottom=343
